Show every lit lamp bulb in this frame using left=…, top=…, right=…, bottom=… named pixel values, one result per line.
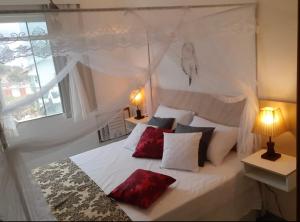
left=129, top=89, right=144, bottom=120
left=252, top=107, right=287, bottom=161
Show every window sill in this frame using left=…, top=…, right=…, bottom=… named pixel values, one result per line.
left=16, top=112, right=65, bottom=125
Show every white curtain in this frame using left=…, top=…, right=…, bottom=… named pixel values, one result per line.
left=155, top=5, right=259, bottom=156
left=0, top=4, right=259, bottom=220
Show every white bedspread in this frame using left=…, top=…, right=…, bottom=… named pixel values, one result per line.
left=71, top=140, right=261, bottom=221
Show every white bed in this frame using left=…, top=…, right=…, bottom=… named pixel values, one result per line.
left=71, top=139, right=261, bottom=221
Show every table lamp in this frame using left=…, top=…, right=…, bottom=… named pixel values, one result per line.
left=129, top=88, right=144, bottom=120
left=252, top=107, right=287, bottom=161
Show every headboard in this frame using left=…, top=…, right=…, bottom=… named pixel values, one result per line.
left=152, top=87, right=246, bottom=127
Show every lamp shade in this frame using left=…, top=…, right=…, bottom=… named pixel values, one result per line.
left=252, top=107, right=287, bottom=137
left=129, top=89, right=144, bottom=106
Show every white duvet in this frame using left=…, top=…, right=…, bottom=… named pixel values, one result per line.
left=71, top=139, right=260, bottom=221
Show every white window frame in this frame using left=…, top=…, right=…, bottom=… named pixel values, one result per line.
left=0, top=18, right=65, bottom=122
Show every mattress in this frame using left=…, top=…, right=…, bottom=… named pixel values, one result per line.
left=71, top=139, right=261, bottom=221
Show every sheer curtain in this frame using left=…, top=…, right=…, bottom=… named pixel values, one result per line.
left=0, top=4, right=259, bottom=220
left=154, top=5, right=259, bottom=157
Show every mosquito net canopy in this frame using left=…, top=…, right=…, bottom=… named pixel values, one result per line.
left=0, top=4, right=259, bottom=220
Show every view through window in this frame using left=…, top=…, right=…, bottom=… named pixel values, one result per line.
left=0, top=21, right=63, bottom=122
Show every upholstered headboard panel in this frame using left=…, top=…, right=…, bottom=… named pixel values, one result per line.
left=152, top=87, right=246, bottom=127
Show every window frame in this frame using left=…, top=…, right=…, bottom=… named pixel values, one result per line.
left=0, top=18, right=65, bottom=123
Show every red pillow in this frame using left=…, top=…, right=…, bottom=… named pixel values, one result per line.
left=132, top=127, right=173, bottom=159
left=108, top=169, right=176, bottom=209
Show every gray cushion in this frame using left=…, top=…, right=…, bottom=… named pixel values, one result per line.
left=148, top=116, right=175, bottom=129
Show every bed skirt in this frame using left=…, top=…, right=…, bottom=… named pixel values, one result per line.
left=32, top=159, right=131, bottom=221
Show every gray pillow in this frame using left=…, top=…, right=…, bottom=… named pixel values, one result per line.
left=148, top=116, right=175, bottom=129
left=175, top=123, right=215, bottom=167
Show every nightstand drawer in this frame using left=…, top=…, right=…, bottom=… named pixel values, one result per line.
left=125, top=121, right=136, bottom=131
left=242, top=149, right=296, bottom=192
left=125, top=116, right=150, bottom=132
left=244, top=164, right=296, bottom=192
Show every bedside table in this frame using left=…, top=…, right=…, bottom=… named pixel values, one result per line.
left=125, top=116, right=150, bottom=132
left=242, top=149, right=296, bottom=192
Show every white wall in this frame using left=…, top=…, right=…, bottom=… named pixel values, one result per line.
left=257, top=0, right=298, bottom=102
left=8, top=114, right=98, bottom=148
left=7, top=113, right=100, bottom=172
left=156, top=6, right=257, bottom=96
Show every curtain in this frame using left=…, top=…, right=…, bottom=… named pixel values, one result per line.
left=0, top=5, right=259, bottom=152
left=0, top=123, right=8, bottom=150
left=0, top=5, right=259, bottom=220
left=52, top=55, right=72, bottom=118
left=0, top=5, right=259, bottom=155
left=76, top=62, right=97, bottom=112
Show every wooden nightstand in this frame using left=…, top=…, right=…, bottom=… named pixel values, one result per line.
left=242, top=149, right=296, bottom=192
left=125, top=116, right=150, bottom=132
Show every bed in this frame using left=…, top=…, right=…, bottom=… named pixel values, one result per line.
left=70, top=139, right=261, bottom=221
left=32, top=88, right=261, bottom=221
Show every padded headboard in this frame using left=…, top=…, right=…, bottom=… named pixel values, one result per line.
left=152, top=87, right=246, bottom=127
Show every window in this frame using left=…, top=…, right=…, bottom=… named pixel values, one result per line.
left=0, top=21, right=63, bottom=122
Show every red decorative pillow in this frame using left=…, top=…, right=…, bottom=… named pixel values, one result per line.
left=132, top=127, right=173, bottom=159
left=108, top=169, right=176, bottom=209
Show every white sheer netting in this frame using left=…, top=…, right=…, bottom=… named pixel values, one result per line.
left=0, top=5, right=259, bottom=220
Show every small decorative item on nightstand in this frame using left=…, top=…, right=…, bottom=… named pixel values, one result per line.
left=252, top=107, right=287, bottom=161
left=129, top=88, right=145, bottom=120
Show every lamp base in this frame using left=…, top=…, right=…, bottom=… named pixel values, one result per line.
left=134, top=116, right=145, bottom=120
left=134, top=109, right=144, bottom=120
left=261, top=152, right=281, bottom=161
left=261, top=139, right=281, bottom=161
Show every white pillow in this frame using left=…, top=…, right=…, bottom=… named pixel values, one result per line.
left=161, top=132, right=202, bottom=172
left=123, top=123, right=150, bottom=151
left=190, top=116, right=238, bottom=166
left=154, top=105, right=194, bottom=128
